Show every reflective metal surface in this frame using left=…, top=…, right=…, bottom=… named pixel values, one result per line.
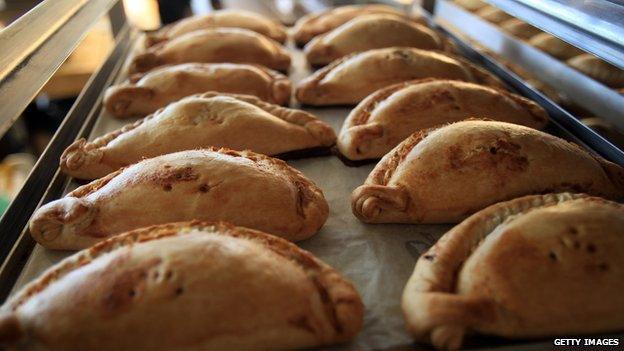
left=484, top=0, right=624, bottom=69
left=0, top=0, right=118, bottom=137
left=436, top=0, right=624, bottom=131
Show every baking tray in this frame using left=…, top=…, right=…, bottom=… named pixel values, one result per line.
left=3, top=4, right=623, bottom=351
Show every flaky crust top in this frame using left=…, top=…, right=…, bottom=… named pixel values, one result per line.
left=303, top=14, right=443, bottom=66
left=146, top=10, right=288, bottom=45
left=337, top=79, right=548, bottom=160
left=351, top=120, right=624, bottom=223
left=64, top=92, right=336, bottom=179
left=292, top=4, right=412, bottom=45
left=296, top=47, right=505, bottom=106
left=401, top=193, right=624, bottom=350
left=130, top=28, right=291, bottom=73
left=2, top=221, right=363, bottom=349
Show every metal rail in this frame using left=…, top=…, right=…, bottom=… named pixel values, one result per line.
left=484, top=0, right=624, bottom=69
left=0, top=0, right=119, bottom=137
left=0, top=0, right=127, bottom=298
left=435, top=0, right=624, bottom=130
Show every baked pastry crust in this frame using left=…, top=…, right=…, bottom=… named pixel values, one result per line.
left=104, top=63, right=291, bottom=118
left=129, top=28, right=291, bottom=74
left=145, top=10, right=288, bottom=46
left=292, top=4, right=424, bottom=46
left=500, top=18, right=542, bottom=40
left=567, top=54, right=624, bottom=88
left=475, top=6, right=512, bottom=24
left=304, top=14, right=449, bottom=66
left=1, top=221, right=363, bottom=351
left=453, top=0, right=487, bottom=12
left=32, top=148, right=329, bottom=249
left=351, top=120, right=624, bottom=223
left=337, top=79, right=548, bottom=161
left=295, top=47, right=505, bottom=106
left=401, top=193, right=624, bottom=350
left=528, top=33, right=583, bottom=60
left=63, top=92, right=336, bottom=180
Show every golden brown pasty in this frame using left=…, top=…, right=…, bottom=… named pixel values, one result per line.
left=453, top=0, right=487, bottom=12
left=145, top=9, right=288, bottom=46
left=304, top=14, right=449, bottom=66
left=292, top=4, right=423, bottom=46
left=351, top=120, right=624, bottom=224
left=402, top=193, right=624, bottom=350
left=63, top=92, right=336, bottom=180
left=500, top=18, right=542, bottom=40
left=296, top=47, right=505, bottom=106
left=31, top=148, right=329, bottom=249
left=528, top=33, right=583, bottom=60
left=129, top=28, right=291, bottom=74
left=1, top=221, right=364, bottom=351
left=104, top=63, right=291, bottom=118
left=475, top=6, right=512, bottom=24
left=338, top=79, right=548, bottom=161
left=567, top=54, right=624, bottom=88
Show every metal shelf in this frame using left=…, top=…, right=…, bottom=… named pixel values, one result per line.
left=484, top=0, right=624, bottom=69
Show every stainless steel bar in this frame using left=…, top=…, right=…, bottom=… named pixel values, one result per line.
left=484, top=0, right=624, bottom=69
left=435, top=0, right=624, bottom=133
left=425, top=3, right=624, bottom=165
left=0, top=0, right=119, bottom=138
left=0, top=25, right=134, bottom=302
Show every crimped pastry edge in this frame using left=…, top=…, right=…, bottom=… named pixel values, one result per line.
left=344, top=78, right=546, bottom=129
left=62, top=93, right=336, bottom=178
left=400, top=192, right=600, bottom=350
left=2, top=220, right=363, bottom=343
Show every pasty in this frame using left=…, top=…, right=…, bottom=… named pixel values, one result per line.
left=337, top=79, right=548, bottom=161
left=1, top=221, right=364, bottom=351
left=304, top=14, right=450, bottom=66
left=528, top=33, right=583, bottom=60
left=567, top=54, right=624, bottom=88
left=129, top=28, right=291, bottom=74
left=292, top=4, right=423, bottom=46
left=296, top=47, right=505, bottom=106
left=475, top=6, right=512, bottom=24
left=145, top=9, right=288, bottom=46
left=351, top=120, right=624, bottom=223
left=500, top=18, right=542, bottom=40
left=32, top=148, right=329, bottom=249
left=104, top=63, right=291, bottom=118
left=401, top=193, right=624, bottom=350
left=64, top=92, right=336, bottom=180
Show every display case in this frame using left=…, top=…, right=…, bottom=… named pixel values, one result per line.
left=0, top=0, right=622, bottom=350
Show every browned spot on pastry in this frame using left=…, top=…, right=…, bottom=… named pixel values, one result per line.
left=372, top=129, right=431, bottom=185
left=312, top=276, right=343, bottom=334
left=163, top=184, right=172, bottom=191
left=295, top=180, right=314, bottom=217
left=101, top=256, right=162, bottom=315
left=449, top=139, right=528, bottom=173
left=598, top=263, right=609, bottom=272
left=288, top=315, right=316, bottom=334
left=198, top=184, right=210, bottom=193
left=423, top=254, right=436, bottom=261
left=549, top=251, right=558, bottom=261
left=586, top=243, right=597, bottom=253
left=148, top=166, right=199, bottom=188
left=174, top=287, right=184, bottom=296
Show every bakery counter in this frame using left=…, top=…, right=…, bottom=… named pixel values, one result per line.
left=0, top=1, right=623, bottom=351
